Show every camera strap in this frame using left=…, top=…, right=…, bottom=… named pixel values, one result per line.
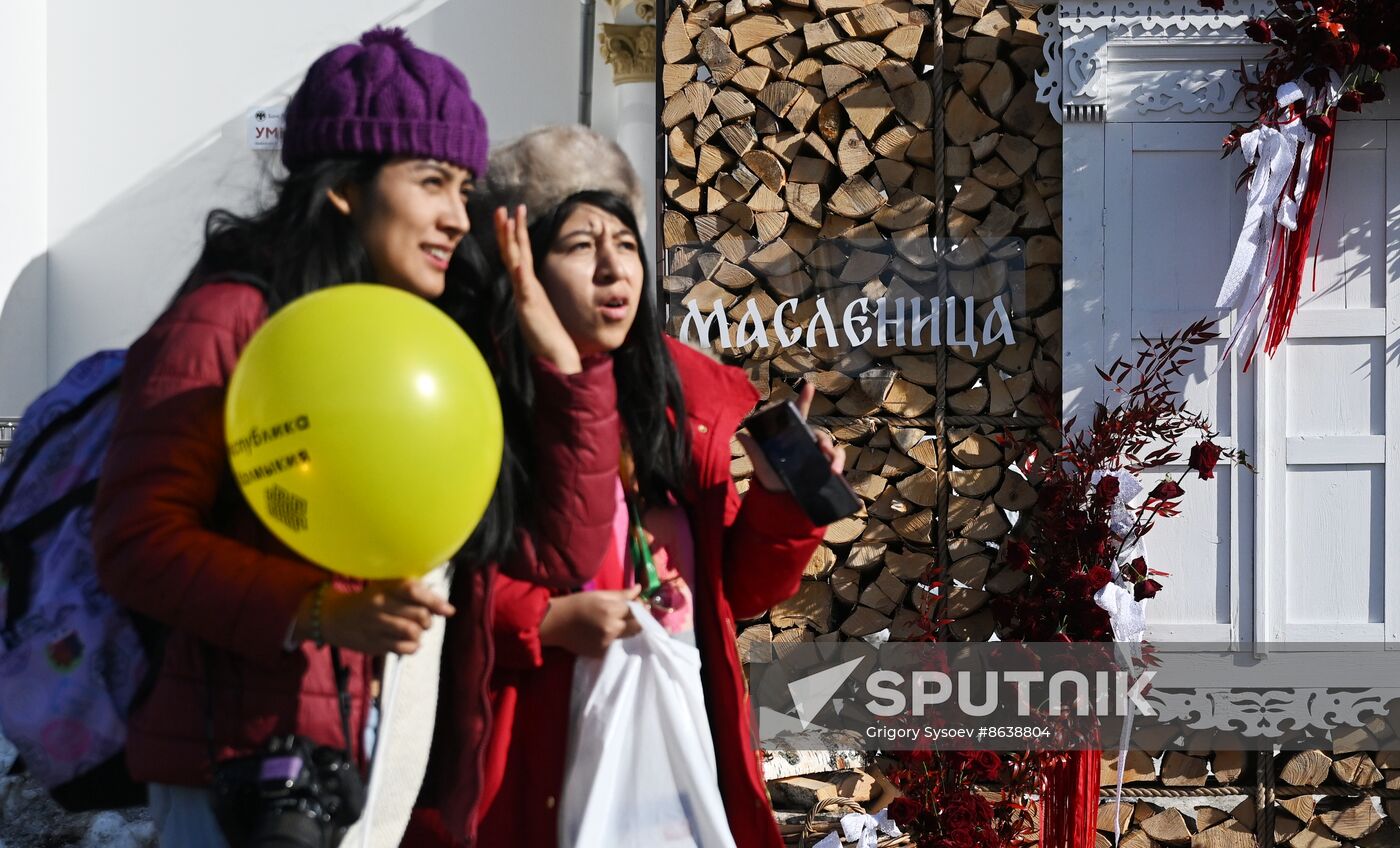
left=329, top=646, right=354, bottom=756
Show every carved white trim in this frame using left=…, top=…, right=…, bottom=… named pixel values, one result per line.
left=1148, top=688, right=1391, bottom=739
left=1066, top=28, right=1109, bottom=106
left=1038, top=0, right=1272, bottom=123
left=1059, top=0, right=1275, bottom=34
left=1065, top=103, right=1108, bottom=122
left=1034, top=8, right=1063, bottom=125
left=1133, top=67, right=1244, bottom=114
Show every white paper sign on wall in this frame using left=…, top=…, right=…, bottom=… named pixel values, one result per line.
left=248, top=106, right=286, bottom=150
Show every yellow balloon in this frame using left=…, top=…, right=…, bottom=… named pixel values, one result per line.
left=224, top=284, right=502, bottom=579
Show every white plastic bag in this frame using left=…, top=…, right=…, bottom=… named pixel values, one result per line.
left=558, top=601, right=738, bottom=848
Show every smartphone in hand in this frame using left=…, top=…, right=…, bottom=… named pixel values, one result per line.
left=742, top=400, right=861, bottom=527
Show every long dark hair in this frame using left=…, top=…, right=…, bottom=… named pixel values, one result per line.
left=173, top=157, right=471, bottom=323
left=457, top=190, right=690, bottom=565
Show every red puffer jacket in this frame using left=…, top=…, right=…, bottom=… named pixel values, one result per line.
left=93, top=281, right=622, bottom=787
left=413, top=338, right=825, bottom=848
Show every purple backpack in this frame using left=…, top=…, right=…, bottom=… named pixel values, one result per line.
left=0, top=350, right=151, bottom=810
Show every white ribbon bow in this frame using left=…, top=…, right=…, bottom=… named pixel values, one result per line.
left=1215, top=72, right=1343, bottom=366
left=812, top=808, right=902, bottom=848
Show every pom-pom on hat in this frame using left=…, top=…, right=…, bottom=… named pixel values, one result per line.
left=281, top=27, right=488, bottom=176
left=472, top=125, right=646, bottom=230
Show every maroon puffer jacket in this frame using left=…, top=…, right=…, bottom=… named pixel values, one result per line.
left=93, top=281, right=621, bottom=786
left=413, top=338, right=825, bottom=848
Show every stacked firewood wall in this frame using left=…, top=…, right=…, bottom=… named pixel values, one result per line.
left=1096, top=732, right=1400, bottom=848
left=659, top=0, right=1063, bottom=649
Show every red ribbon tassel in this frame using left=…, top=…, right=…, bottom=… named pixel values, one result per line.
left=1241, top=216, right=1291, bottom=372
left=1040, top=749, right=1099, bottom=848
left=1260, top=114, right=1337, bottom=361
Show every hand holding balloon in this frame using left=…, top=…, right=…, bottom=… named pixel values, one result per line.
left=293, top=580, right=455, bottom=655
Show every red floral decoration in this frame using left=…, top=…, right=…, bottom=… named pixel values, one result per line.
left=1208, top=0, right=1397, bottom=366
left=1222, top=0, right=1398, bottom=122
left=991, top=320, right=1250, bottom=642
left=888, top=323, right=1250, bottom=847
left=886, top=750, right=1043, bottom=848
left=1188, top=440, right=1222, bottom=479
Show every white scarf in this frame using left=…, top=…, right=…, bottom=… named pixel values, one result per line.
left=340, top=562, right=452, bottom=848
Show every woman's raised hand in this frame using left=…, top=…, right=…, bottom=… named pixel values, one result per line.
left=539, top=586, right=643, bottom=658
left=302, top=579, right=456, bottom=656
left=740, top=382, right=847, bottom=493
left=495, top=205, right=582, bottom=375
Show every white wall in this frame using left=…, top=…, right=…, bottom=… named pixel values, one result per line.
left=589, top=9, right=623, bottom=141
left=413, top=0, right=584, bottom=140
left=0, top=2, right=49, bottom=415
left=7, top=0, right=586, bottom=410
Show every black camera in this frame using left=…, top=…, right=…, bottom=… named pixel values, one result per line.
left=212, top=734, right=366, bottom=848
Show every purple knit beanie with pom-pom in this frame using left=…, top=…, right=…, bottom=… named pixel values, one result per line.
left=281, top=27, right=488, bottom=176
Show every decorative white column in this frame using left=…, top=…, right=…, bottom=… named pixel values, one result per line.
left=598, top=8, right=658, bottom=248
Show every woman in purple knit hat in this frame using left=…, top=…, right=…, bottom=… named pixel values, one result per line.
left=92, top=28, right=611, bottom=847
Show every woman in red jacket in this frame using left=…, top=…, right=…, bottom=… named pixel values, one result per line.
left=93, top=32, right=618, bottom=847
left=413, top=126, right=843, bottom=848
